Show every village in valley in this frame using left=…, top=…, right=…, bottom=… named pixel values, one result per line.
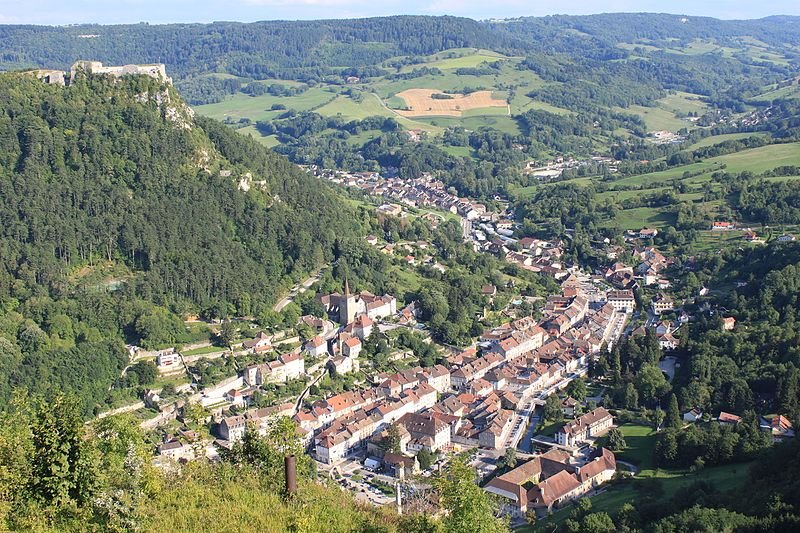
left=107, top=157, right=795, bottom=525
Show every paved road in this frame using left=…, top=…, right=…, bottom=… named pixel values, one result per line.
left=505, top=396, right=538, bottom=449
left=293, top=361, right=332, bottom=415
left=273, top=267, right=326, bottom=312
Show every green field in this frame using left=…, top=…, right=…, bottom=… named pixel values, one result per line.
left=238, top=126, right=280, bottom=147
left=195, top=87, right=339, bottom=122
left=398, top=48, right=511, bottom=72
left=659, top=92, right=708, bottom=115
left=314, top=94, right=442, bottom=134
left=607, top=207, right=677, bottom=230
left=440, top=145, right=474, bottom=158
left=626, top=104, right=690, bottom=132
left=617, top=92, right=707, bottom=132
left=193, top=48, right=556, bottom=145
left=316, top=94, right=390, bottom=121
left=688, top=132, right=768, bottom=149
left=513, top=97, right=572, bottom=116
left=712, top=142, right=800, bottom=173
left=613, top=143, right=800, bottom=189
left=416, top=114, right=522, bottom=136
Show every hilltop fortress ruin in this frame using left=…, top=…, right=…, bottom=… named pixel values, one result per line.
left=29, top=60, right=171, bottom=85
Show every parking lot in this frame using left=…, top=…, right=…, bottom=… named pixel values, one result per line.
left=337, top=468, right=394, bottom=506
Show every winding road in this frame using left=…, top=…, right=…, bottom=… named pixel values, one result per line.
left=273, top=266, right=327, bottom=312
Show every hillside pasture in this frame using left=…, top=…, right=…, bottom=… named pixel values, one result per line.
left=394, top=89, right=508, bottom=117
left=398, top=48, right=511, bottom=72
left=315, top=93, right=441, bottom=133
left=194, top=87, right=338, bottom=122
left=688, top=132, right=768, bottom=149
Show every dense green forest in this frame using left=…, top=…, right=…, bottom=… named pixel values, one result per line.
left=0, top=16, right=524, bottom=79
left=1, top=14, right=798, bottom=106
left=0, top=73, right=363, bottom=415
left=2, top=14, right=798, bottom=80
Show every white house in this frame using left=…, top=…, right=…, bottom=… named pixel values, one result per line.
left=305, top=335, right=328, bottom=358
left=683, top=408, right=702, bottom=423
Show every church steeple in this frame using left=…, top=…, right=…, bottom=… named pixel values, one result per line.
left=340, top=278, right=356, bottom=325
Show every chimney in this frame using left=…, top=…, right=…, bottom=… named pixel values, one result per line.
left=285, top=455, right=297, bottom=497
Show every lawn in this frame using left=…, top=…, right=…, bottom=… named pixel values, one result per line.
left=513, top=98, right=573, bottom=116
left=536, top=460, right=752, bottom=529
left=238, top=126, right=280, bottom=147
left=616, top=92, right=707, bottom=133
left=535, top=420, right=563, bottom=438
left=440, top=145, right=474, bottom=158
left=315, top=94, right=389, bottom=121
left=182, top=345, right=225, bottom=356
left=613, top=423, right=657, bottom=470
left=752, top=82, right=800, bottom=101
left=609, top=143, right=800, bottom=190
left=610, top=161, right=719, bottom=188
left=659, top=92, right=708, bottom=116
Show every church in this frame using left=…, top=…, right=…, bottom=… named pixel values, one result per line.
left=319, top=280, right=397, bottom=325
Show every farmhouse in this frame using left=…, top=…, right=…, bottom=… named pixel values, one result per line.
left=485, top=449, right=573, bottom=513
left=683, top=408, right=703, bottom=423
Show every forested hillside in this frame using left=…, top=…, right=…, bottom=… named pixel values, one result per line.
left=2, top=14, right=798, bottom=106
left=0, top=16, right=524, bottom=78
left=0, top=73, right=361, bottom=414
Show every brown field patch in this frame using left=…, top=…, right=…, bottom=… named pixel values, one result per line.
left=394, top=89, right=508, bottom=117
